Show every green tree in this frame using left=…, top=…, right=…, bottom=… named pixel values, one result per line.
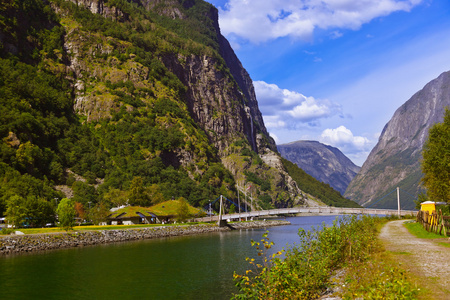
left=148, top=184, right=165, bottom=204
left=103, top=188, right=129, bottom=208
left=57, top=198, right=76, bottom=231
left=5, top=195, right=27, bottom=228
left=90, top=202, right=109, bottom=225
left=5, top=195, right=54, bottom=228
left=422, top=108, right=450, bottom=203
left=23, top=196, right=55, bottom=227
left=71, top=181, right=98, bottom=207
left=128, top=176, right=151, bottom=206
left=176, top=198, right=191, bottom=223
left=229, top=204, right=236, bottom=214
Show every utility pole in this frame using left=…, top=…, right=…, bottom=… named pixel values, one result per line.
left=251, top=191, right=253, bottom=214
left=237, top=185, right=241, bottom=221
left=245, top=190, right=248, bottom=221
left=397, top=187, right=401, bottom=217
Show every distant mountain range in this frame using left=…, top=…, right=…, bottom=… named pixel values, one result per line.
left=278, top=141, right=360, bottom=195
left=345, top=71, right=450, bottom=209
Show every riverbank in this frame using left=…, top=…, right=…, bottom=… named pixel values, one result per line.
left=0, top=220, right=290, bottom=255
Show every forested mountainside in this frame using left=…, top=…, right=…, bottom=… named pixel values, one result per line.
left=281, top=158, right=361, bottom=208
left=345, top=71, right=450, bottom=210
left=278, top=141, right=360, bottom=195
left=0, top=0, right=304, bottom=221
left=0, top=0, right=355, bottom=223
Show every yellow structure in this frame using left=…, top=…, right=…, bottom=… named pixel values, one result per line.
left=420, top=201, right=448, bottom=213
left=420, top=201, right=448, bottom=227
left=420, top=201, right=437, bottom=214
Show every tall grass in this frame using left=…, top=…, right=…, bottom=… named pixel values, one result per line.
left=232, top=215, right=419, bottom=299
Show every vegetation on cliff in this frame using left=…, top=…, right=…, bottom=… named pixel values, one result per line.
left=281, top=158, right=360, bottom=208
left=421, top=108, right=450, bottom=204
left=0, top=0, right=354, bottom=225
left=0, top=0, right=240, bottom=221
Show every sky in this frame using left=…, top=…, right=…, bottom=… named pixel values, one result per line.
left=204, top=0, right=450, bottom=166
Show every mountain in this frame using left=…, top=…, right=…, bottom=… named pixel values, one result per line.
left=281, top=157, right=361, bottom=208
left=278, top=141, right=360, bottom=195
left=345, top=71, right=450, bottom=209
left=1, top=0, right=335, bottom=219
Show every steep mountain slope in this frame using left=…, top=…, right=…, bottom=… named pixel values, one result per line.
left=345, top=71, right=450, bottom=209
left=0, top=0, right=315, bottom=219
left=281, top=157, right=361, bottom=208
left=278, top=141, right=360, bottom=195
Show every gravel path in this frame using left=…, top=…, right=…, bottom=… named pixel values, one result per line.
left=379, top=220, right=450, bottom=299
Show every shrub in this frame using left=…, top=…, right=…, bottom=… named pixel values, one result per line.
left=0, top=228, right=15, bottom=235
left=232, top=215, right=418, bottom=299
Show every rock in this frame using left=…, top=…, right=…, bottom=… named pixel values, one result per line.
left=278, top=141, right=360, bottom=195
left=0, top=220, right=290, bottom=255
left=345, top=71, right=450, bottom=209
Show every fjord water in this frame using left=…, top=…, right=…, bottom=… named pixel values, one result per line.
left=0, top=215, right=339, bottom=299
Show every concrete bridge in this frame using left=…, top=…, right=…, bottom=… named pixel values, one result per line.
left=195, top=206, right=417, bottom=222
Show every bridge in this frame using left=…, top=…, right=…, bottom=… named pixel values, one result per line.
left=195, top=206, right=417, bottom=222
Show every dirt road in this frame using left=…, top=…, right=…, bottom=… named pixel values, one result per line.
left=379, top=220, right=450, bottom=299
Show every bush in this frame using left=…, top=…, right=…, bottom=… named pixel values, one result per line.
left=232, top=215, right=418, bottom=299
left=0, top=228, right=15, bottom=235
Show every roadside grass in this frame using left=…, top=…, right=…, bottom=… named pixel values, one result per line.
left=341, top=252, right=423, bottom=300
left=404, top=221, right=448, bottom=239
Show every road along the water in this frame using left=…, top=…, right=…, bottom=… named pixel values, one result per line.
left=379, top=220, right=450, bottom=299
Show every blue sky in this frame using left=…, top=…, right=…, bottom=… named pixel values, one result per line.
left=205, top=0, right=450, bottom=166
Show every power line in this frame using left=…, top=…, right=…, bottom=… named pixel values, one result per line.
left=398, top=188, right=417, bottom=200
left=365, top=188, right=397, bottom=208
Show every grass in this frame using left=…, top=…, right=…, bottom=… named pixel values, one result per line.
left=404, top=221, right=448, bottom=239
left=5, top=222, right=211, bottom=235
left=389, top=251, right=412, bottom=255
left=341, top=252, right=422, bottom=300
left=149, top=200, right=204, bottom=216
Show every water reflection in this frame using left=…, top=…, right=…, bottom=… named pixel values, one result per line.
left=0, top=215, right=340, bottom=299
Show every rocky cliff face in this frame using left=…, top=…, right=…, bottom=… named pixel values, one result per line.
left=345, top=71, right=450, bottom=209
left=160, top=4, right=275, bottom=154
left=68, top=0, right=274, bottom=156
left=58, top=0, right=305, bottom=207
left=278, top=141, right=360, bottom=195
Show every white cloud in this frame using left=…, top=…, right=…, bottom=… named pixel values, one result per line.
left=218, top=0, right=422, bottom=44
left=330, top=30, right=343, bottom=39
left=319, top=126, right=372, bottom=154
left=254, top=80, right=341, bottom=129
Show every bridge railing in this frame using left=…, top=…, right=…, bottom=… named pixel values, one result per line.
left=194, top=207, right=417, bottom=222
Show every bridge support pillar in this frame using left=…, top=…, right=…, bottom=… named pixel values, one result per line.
left=218, top=219, right=227, bottom=227
left=217, top=195, right=223, bottom=227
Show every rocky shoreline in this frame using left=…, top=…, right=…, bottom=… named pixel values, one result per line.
left=0, top=220, right=290, bottom=255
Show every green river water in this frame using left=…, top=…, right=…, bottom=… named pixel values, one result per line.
left=0, top=215, right=339, bottom=299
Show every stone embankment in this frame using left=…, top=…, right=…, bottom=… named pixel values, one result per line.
left=0, top=220, right=290, bottom=255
